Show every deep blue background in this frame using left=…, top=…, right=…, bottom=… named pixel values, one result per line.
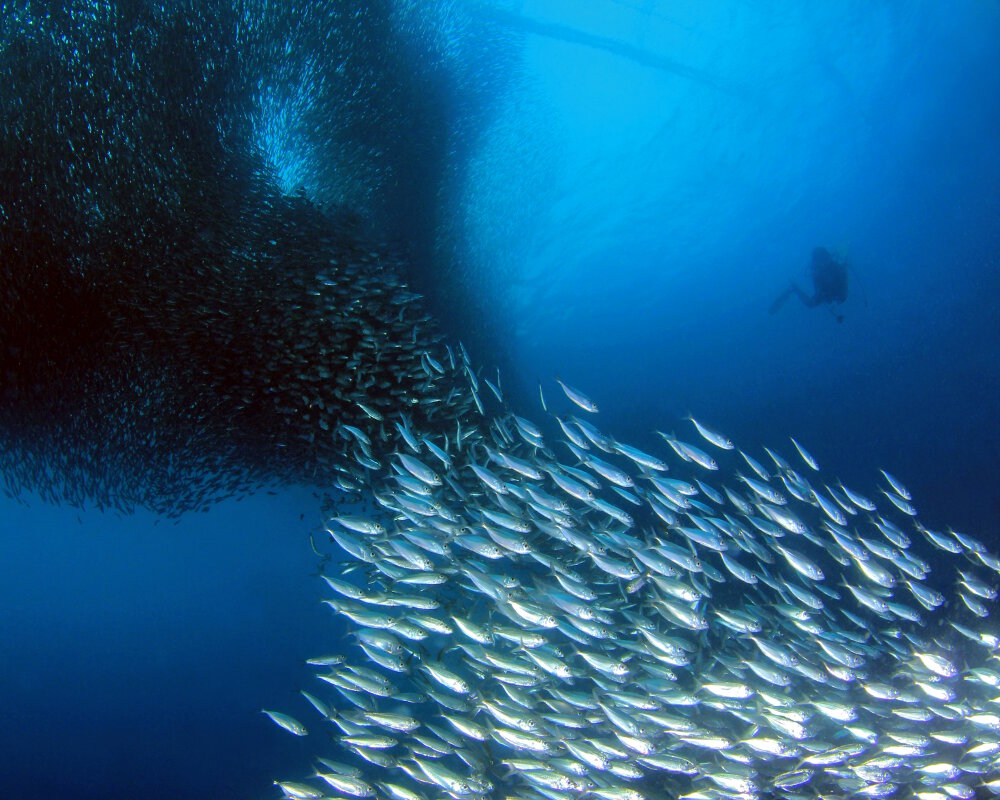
left=465, top=1, right=1000, bottom=540
left=1, top=2, right=998, bottom=799
left=0, top=488, right=328, bottom=797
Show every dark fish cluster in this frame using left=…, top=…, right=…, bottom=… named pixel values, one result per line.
left=268, top=354, right=1000, bottom=799
left=0, top=2, right=491, bottom=515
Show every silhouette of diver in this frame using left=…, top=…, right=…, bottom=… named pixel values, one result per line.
left=769, top=246, right=849, bottom=322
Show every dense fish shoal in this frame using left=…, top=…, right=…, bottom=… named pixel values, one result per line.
left=0, top=193, right=458, bottom=516
left=267, top=352, right=1000, bottom=799
left=0, top=1, right=498, bottom=517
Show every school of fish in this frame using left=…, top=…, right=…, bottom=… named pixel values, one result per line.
left=0, top=1, right=500, bottom=516
left=266, top=352, right=1000, bottom=800
left=2, top=4, right=998, bottom=799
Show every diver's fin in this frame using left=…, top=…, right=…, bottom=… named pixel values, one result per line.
left=849, top=264, right=868, bottom=308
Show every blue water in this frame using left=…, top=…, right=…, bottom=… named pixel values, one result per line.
left=1, top=2, right=998, bottom=798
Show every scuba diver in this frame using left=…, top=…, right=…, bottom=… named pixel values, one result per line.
left=769, top=246, right=849, bottom=322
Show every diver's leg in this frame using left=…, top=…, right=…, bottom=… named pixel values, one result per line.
left=770, top=282, right=815, bottom=313
left=789, top=283, right=818, bottom=307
